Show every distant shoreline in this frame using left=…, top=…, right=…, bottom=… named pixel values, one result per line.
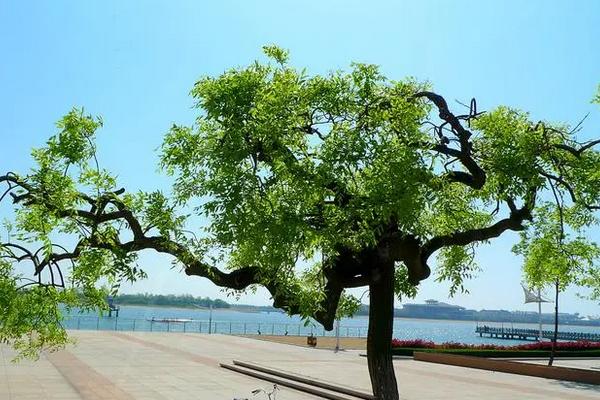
left=109, top=305, right=599, bottom=328
left=118, top=303, right=274, bottom=314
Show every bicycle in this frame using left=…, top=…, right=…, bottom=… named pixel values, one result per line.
left=234, top=384, right=279, bottom=400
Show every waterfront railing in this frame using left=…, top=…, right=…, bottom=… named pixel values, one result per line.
left=62, top=316, right=369, bottom=337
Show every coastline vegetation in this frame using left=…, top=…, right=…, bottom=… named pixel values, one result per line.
left=115, top=293, right=230, bottom=309
left=113, top=293, right=282, bottom=313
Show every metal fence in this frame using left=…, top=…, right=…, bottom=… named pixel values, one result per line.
left=62, top=316, right=369, bottom=337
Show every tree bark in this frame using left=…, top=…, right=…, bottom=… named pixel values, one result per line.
left=367, top=261, right=399, bottom=400
left=549, top=278, right=559, bottom=366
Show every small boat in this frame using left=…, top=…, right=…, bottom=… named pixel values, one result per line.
left=147, top=317, right=193, bottom=323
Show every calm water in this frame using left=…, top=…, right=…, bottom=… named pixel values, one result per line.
left=63, top=305, right=600, bottom=346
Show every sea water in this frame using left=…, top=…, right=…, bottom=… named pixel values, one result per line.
left=62, top=305, right=600, bottom=346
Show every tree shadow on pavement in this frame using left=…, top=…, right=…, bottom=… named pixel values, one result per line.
left=555, top=380, right=600, bottom=393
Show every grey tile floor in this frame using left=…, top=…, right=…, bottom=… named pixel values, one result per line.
left=1, top=331, right=598, bottom=399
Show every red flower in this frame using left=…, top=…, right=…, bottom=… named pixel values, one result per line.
left=391, top=339, right=600, bottom=351
left=391, top=339, right=435, bottom=348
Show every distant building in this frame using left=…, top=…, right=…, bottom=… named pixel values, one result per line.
left=477, top=309, right=514, bottom=322
left=396, top=299, right=476, bottom=320
left=394, top=299, right=591, bottom=325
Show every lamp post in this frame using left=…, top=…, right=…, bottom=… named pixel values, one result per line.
left=191, top=302, right=214, bottom=334
left=208, top=304, right=213, bottom=334
left=334, top=319, right=341, bottom=353
left=537, top=288, right=543, bottom=340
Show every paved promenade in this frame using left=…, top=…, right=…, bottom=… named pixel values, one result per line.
left=0, top=331, right=598, bottom=399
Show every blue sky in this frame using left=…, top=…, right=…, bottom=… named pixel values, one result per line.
left=1, top=1, right=599, bottom=315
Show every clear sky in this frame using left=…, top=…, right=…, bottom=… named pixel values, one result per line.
left=1, top=1, right=599, bottom=315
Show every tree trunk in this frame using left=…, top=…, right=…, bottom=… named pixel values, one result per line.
left=367, top=262, right=399, bottom=400
left=549, top=278, right=559, bottom=366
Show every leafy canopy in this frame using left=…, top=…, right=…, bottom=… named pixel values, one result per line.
left=1, top=47, right=600, bottom=358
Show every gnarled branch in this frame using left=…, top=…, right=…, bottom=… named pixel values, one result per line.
left=414, top=92, right=486, bottom=189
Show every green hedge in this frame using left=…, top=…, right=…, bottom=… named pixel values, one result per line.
left=392, top=348, right=600, bottom=358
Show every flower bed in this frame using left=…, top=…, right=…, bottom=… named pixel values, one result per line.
left=391, top=339, right=600, bottom=351
left=391, top=339, right=600, bottom=357
left=391, top=339, right=436, bottom=349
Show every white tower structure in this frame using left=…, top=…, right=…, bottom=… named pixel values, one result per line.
left=521, top=284, right=552, bottom=341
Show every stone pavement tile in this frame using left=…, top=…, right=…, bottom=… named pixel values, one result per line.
left=65, top=331, right=317, bottom=400
left=46, top=349, right=134, bottom=400
left=516, top=357, right=600, bottom=371
left=193, top=335, right=597, bottom=400
left=399, top=358, right=599, bottom=400
left=4, top=331, right=600, bottom=400
left=44, top=394, right=81, bottom=400
left=1, top=346, right=80, bottom=400
left=154, top=333, right=600, bottom=399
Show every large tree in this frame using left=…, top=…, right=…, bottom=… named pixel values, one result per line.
left=517, top=205, right=600, bottom=365
left=1, top=47, right=600, bottom=399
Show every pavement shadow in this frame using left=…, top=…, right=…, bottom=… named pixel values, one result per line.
left=555, top=380, right=600, bottom=392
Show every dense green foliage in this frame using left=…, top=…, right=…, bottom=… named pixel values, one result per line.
left=1, top=47, right=599, bottom=376
left=516, top=206, right=600, bottom=294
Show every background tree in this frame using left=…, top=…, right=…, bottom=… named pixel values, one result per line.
left=1, top=47, right=600, bottom=399
left=517, top=205, right=600, bottom=365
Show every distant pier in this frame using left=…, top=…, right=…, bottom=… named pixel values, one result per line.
left=108, top=304, right=120, bottom=317
left=107, top=296, right=120, bottom=317
left=476, top=326, right=600, bottom=342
